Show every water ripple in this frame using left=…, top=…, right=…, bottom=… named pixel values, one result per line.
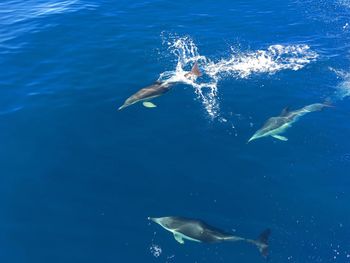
left=0, top=0, right=98, bottom=49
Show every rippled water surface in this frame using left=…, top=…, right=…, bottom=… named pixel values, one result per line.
left=1, top=0, right=350, bottom=262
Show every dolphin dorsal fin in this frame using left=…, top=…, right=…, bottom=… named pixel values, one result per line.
left=280, top=107, right=290, bottom=116
left=190, top=62, right=202, bottom=77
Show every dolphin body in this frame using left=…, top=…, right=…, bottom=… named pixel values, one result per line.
left=118, top=63, right=202, bottom=110
left=149, top=216, right=271, bottom=258
left=248, top=102, right=331, bottom=143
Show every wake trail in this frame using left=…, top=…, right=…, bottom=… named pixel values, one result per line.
left=159, top=35, right=319, bottom=119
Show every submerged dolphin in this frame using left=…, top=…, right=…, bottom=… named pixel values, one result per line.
left=149, top=216, right=271, bottom=258
left=248, top=102, right=331, bottom=143
left=118, top=63, right=202, bottom=110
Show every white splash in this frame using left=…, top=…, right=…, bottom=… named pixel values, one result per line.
left=330, top=67, right=350, bottom=100
left=205, top=44, right=318, bottom=78
left=159, top=36, right=219, bottom=118
left=159, top=35, right=318, bottom=119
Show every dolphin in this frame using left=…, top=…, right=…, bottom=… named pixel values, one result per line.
left=248, top=102, right=332, bottom=143
left=118, top=63, right=202, bottom=110
left=149, top=216, right=271, bottom=258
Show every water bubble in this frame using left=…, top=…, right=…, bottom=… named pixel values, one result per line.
left=150, top=244, right=162, bottom=258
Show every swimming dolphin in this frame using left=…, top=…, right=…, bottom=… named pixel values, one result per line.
left=118, top=63, right=202, bottom=110
left=248, top=102, right=331, bottom=143
left=149, top=216, right=271, bottom=258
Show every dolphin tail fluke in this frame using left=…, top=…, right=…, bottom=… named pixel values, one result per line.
left=255, top=228, right=271, bottom=258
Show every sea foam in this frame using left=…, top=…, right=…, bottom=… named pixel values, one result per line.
left=159, top=35, right=318, bottom=119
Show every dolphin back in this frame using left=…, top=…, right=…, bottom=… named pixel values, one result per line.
left=118, top=82, right=170, bottom=110
left=187, top=222, right=234, bottom=243
left=302, top=102, right=331, bottom=112
left=286, top=102, right=332, bottom=120
left=153, top=217, right=234, bottom=243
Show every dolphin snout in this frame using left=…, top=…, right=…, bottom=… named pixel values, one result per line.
left=148, top=217, right=162, bottom=224
left=247, top=136, right=256, bottom=143
left=118, top=105, right=125, bottom=111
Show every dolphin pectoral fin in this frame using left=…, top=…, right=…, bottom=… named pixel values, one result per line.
left=272, top=135, right=288, bottom=141
left=173, top=233, right=185, bottom=244
left=142, top=101, right=157, bottom=108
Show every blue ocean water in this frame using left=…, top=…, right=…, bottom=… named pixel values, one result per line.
left=1, top=0, right=350, bottom=262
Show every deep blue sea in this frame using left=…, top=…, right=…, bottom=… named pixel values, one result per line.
left=1, top=0, right=350, bottom=262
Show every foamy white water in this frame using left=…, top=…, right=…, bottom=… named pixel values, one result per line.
left=160, top=35, right=318, bottom=119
